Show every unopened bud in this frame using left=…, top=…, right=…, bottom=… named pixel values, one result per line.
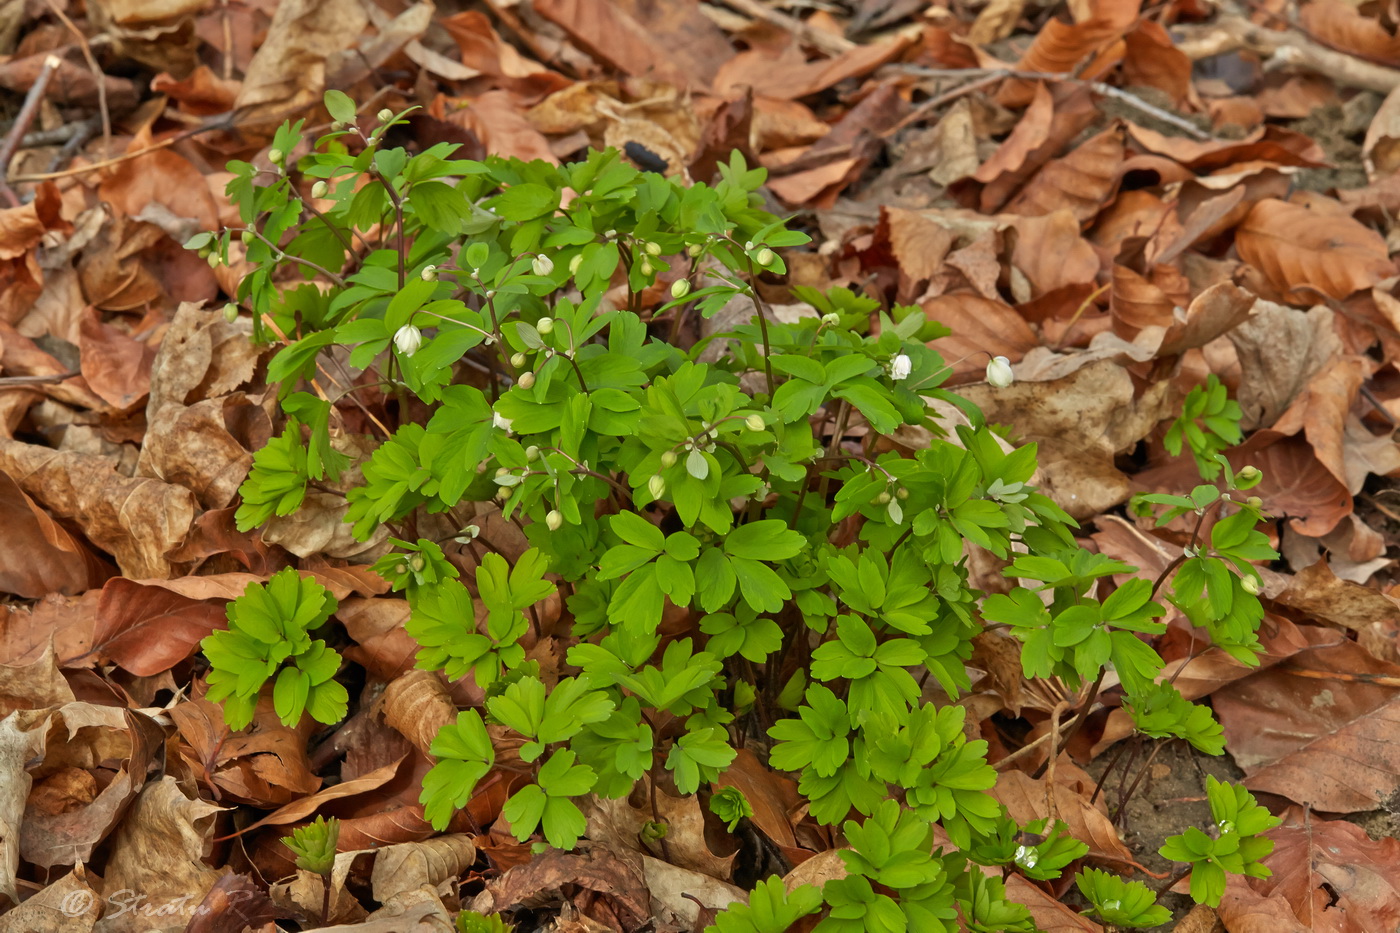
left=408, top=554, right=426, bottom=572
left=240, top=229, right=254, bottom=245
left=222, top=303, right=238, bottom=323
left=648, top=474, right=666, bottom=499
left=310, top=180, right=328, bottom=199
left=671, top=279, right=691, bottom=299
left=1240, top=575, right=1261, bottom=595
left=821, top=312, right=840, bottom=326
left=207, top=253, right=220, bottom=268
left=1238, top=466, right=1261, bottom=481
left=377, top=108, right=394, bottom=123
left=645, top=241, right=661, bottom=256
left=755, top=247, right=774, bottom=266
left=896, top=487, right=909, bottom=500
left=517, top=371, right=535, bottom=389
left=660, top=450, right=678, bottom=468
left=495, top=466, right=511, bottom=477
left=420, top=264, right=437, bottom=281
left=536, top=317, right=554, bottom=334
left=687, top=243, right=703, bottom=257
left=268, top=148, right=284, bottom=165
left=1247, top=496, right=1263, bottom=508
left=745, top=414, right=765, bottom=432
left=640, top=259, right=653, bottom=276
left=510, top=352, right=527, bottom=368
left=545, top=509, right=564, bottom=531
left=525, top=445, right=540, bottom=462
left=532, top=254, right=554, bottom=276
left=875, top=491, right=891, bottom=505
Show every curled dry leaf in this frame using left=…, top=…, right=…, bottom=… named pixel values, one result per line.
left=370, top=834, right=478, bottom=903
left=0, top=713, right=45, bottom=907
left=583, top=781, right=737, bottom=881
left=470, top=844, right=652, bottom=930
left=22, top=707, right=163, bottom=869
left=1235, top=199, right=1395, bottom=301
left=991, top=769, right=1145, bottom=869
left=381, top=669, right=457, bottom=758
left=0, top=470, right=111, bottom=598
left=185, top=872, right=278, bottom=933
left=1228, top=302, right=1342, bottom=430
left=0, top=863, right=100, bottom=932
left=1234, top=436, right=1352, bottom=538
left=94, top=776, right=227, bottom=933
left=1005, top=125, right=1125, bottom=223
left=0, top=439, right=197, bottom=579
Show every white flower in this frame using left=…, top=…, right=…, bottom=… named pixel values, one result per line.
left=745, top=414, right=765, bottom=432
left=986, top=355, right=1014, bottom=388
left=532, top=254, right=554, bottom=276
left=492, top=411, right=513, bottom=434
left=545, top=509, right=564, bottom=531
left=890, top=354, right=912, bottom=381
left=393, top=324, right=422, bottom=357
left=648, top=474, right=666, bottom=499
left=420, top=264, right=437, bottom=281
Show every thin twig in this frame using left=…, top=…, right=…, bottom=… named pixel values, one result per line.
left=44, top=0, right=111, bottom=161
left=0, top=54, right=61, bottom=206
left=718, top=0, right=856, bottom=55
left=889, top=66, right=1214, bottom=140
left=0, top=369, right=78, bottom=387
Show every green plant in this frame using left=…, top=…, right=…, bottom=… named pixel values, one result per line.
left=282, top=814, right=340, bottom=875
left=1159, top=776, right=1280, bottom=907
left=1075, top=868, right=1171, bottom=928
left=455, top=910, right=513, bottom=933
left=1165, top=374, right=1243, bottom=479
left=203, top=92, right=1286, bottom=926
left=200, top=567, right=347, bottom=730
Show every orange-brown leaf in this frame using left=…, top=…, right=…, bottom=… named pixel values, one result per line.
left=1235, top=199, right=1394, bottom=300
left=1005, top=125, right=1124, bottom=222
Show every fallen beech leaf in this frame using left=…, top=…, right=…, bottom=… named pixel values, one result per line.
left=89, top=577, right=227, bottom=676
left=1000, top=19, right=1124, bottom=107
left=0, top=439, right=196, bottom=579
left=713, top=36, right=909, bottom=101
left=972, top=83, right=1055, bottom=185
left=1215, top=634, right=1400, bottom=811
left=992, top=770, right=1145, bottom=869
left=1234, top=436, right=1352, bottom=538
left=21, top=707, right=163, bottom=869
left=643, top=855, right=749, bottom=928
left=534, top=0, right=717, bottom=91
left=1122, top=21, right=1191, bottom=105
left=1156, top=281, right=1255, bottom=357
left=171, top=697, right=321, bottom=807
left=470, top=845, right=652, bottom=930
left=1005, top=125, right=1124, bottom=222
left=924, top=294, right=1040, bottom=379
left=0, top=713, right=45, bottom=907
left=958, top=359, right=1172, bottom=518
left=1249, top=807, right=1400, bottom=930
left=0, top=862, right=101, bottom=930
left=380, top=670, right=456, bottom=758
left=1236, top=199, right=1394, bottom=301
left=1301, top=0, right=1400, bottom=68
left=583, top=781, right=737, bottom=881
left=1006, top=210, right=1101, bottom=297
left=231, top=0, right=369, bottom=132
left=0, top=643, right=75, bottom=717
left=97, top=129, right=219, bottom=232
left=97, top=776, right=228, bottom=933
left=76, top=310, right=156, bottom=412
left=1228, top=302, right=1342, bottom=431
left=185, top=873, right=278, bottom=933
left=1007, top=875, right=1104, bottom=931
left=370, top=835, right=478, bottom=903
left=0, top=470, right=111, bottom=598
left=713, top=749, right=799, bottom=849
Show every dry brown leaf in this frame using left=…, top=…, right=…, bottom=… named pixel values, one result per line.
left=231, top=0, right=368, bottom=133
left=972, top=83, right=1054, bottom=185
left=1236, top=436, right=1352, bottom=538
left=22, top=707, right=163, bottom=869
left=0, top=470, right=111, bottom=598
left=534, top=0, right=697, bottom=90
left=470, top=845, right=652, bottom=930
left=992, top=770, right=1143, bottom=868
left=583, top=783, right=737, bottom=881
left=1007, top=874, right=1104, bottom=931
left=94, top=776, right=227, bottom=933
left=924, top=294, right=1040, bottom=379
left=1005, top=125, right=1124, bottom=222
left=0, top=713, right=45, bottom=908
left=1000, top=19, right=1125, bottom=107
left=958, top=359, right=1172, bottom=518
left=713, top=37, right=910, bottom=101
left=88, top=577, right=226, bottom=676
left=1301, top=0, right=1400, bottom=66
left=185, top=873, right=278, bottom=933
left=1249, top=807, right=1400, bottom=931
left=1007, top=210, right=1101, bottom=298
left=970, top=0, right=1028, bottom=46
left=1122, top=21, right=1192, bottom=105
left=0, top=439, right=196, bottom=579
left=0, top=863, right=101, bottom=932
left=1236, top=199, right=1394, bottom=301
left=1215, top=635, right=1400, bottom=811
left=1228, top=302, right=1342, bottom=431
left=380, top=670, right=456, bottom=758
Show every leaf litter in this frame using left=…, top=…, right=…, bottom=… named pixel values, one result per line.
left=3, top=0, right=1400, bottom=930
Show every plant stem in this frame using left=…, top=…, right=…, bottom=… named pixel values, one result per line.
left=241, top=228, right=347, bottom=287
left=1032, top=668, right=1105, bottom=780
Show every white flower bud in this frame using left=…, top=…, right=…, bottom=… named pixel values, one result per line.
left=532, top=254, right=554, bottom=276
left=377, top=108, right=394, bottom=123
left=745, top=414, right=765, bottom=432
left=671, top=279, right=691, bottom=299
left=545, top=509, right=563, bottom=531
left=517, top=371, right=535, bottom=389
left=1240, top=575, right=1261, bottom=595
left=493, top=411, right=513, bottom=434
left=268, top=148, right=284, bottom=165
left=510, top=352, right=527, bottom=368
left=207, top=253, right=221, bottom=268
left=875, top=491, right=891, bottom=505
left=310, top=180, right=328, bottom=199
left=986, top=355, right=1014, bottom=388
left=569, top=254, right=583, bottom=274
left=536, top=317, right=554, bottom=334
left=645, top=241, right=662, bottom=256
left=687, top=243, right=703, bottom=257
left=222, top=303, right=239, bottom=323
left=890, top=354, right=912, bottom=381
left=240, top=229, right=254, bottom=245
left=1238, top=465, right=1261, bottom=481
left=420, top=264, right=437, bottom=281
left=525, top=445, right=540, bottom=461
left=743, top=241, right=754, bottom=251
left=393, top=324, right=422, bottom=357
left=640, top=259, right=653, bottom=276
left=755, top=247, right=774, bottom=266
left=1246, top=496, right=1263, bottom=508
left=820, top=312, right=840, bottom=326
left=660, top=450, right=677, bottom=468
left=648, top=474, right=666, bottom=499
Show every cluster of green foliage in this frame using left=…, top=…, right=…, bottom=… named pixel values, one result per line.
left=201, top=92, right=1283, bottom=930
